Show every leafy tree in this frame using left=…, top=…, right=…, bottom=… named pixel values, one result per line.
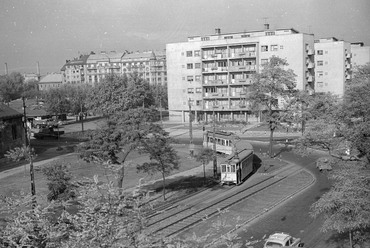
left=87, top=73, right=155, bottom=117
left=137, top=127, right=180, bottom=200
left=78, top=107, right=160, bottom=189
left=0, top=72, right=24, bottom=103
left=195, top=147, right=215, bottom=183
left=42, top=161, right=76, bottom=201
left=43, top=86, right=71, bottom=116
left=298, top=63, right=370, bottom=246
left=249, top=56, right=297, bottom=157
left=23, top=80, right=41, bottom=99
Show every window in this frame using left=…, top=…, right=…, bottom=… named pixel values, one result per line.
left=201, top=37, right=210, bottom=41
left=194, top=50, right=200, bottom=56
left=241, top=34, right=250, bottom=38
left=317, top=82, right=324, bottom=88
left=182, top=77, right=185, bottom=81
left=317, top=50, right=323, bottom=55
left=261, top=46, right=268, bottom=52
left=317, top=71, right=324, bottom=77
left=187, top=88, right=194, bottom=93
left=187, top=76, right=194, bottom=82
left=196, top=100, right=201, bottom=106
left=187, top=63, right=193, bottom=69
left=317, top=61, right=324, bottom=66
left=271, top=45, right=278, bottom=51
left=224, top=36, right=233, bottom=39
left=261, top=59, right=268, bottom=65
left=195, top=75, right=201, bottom=81
left=280, top=45, right=284, bottom=49
left=196, top=88, right=202, bottom=93
left=265, top=31, right=275, bottom=36
left=195, top=63, right=201, bottom=69
left=186, top=51, right=193, bottom=57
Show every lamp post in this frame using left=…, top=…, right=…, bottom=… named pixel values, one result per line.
left=188, top=98, right=194, bottom=156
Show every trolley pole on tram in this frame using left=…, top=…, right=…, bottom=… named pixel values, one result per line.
left=212, top=104, right=217, bottom=178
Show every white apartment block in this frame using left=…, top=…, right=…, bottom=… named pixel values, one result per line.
left=314, top=38, right=351, bottom=96
left=166, top=27, right=314, bottom=123
left=61, top=54, right=89, bottom=85
left=351, top=42, right=370, bottom=67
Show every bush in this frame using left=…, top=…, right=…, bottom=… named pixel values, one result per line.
left=42, top=162, right=76, bottom=201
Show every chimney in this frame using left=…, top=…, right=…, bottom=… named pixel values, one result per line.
left=36, top=61, right=40, bottom=75
left=4, top=63, right=8, bottom=75
left=264, top=23, right=270, bottom=30
left=215, top=28, right=221, bottom=35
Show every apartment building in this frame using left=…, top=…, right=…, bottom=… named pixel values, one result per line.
left=121, top=51, right=167, bottom=85
left=61, top=54, right=89, bottom=85
left=86, top=51, right=125, bottom=85
left=314, top=38, right=351, bottom=96
left=166, top=26, right=314, bottom=123
left=350, top=42, right=370, bottom=67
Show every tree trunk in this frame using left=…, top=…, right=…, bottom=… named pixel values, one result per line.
left=269, top=127, right=275, bottom=157
left=349, top=231, right=353, bottom=248
left=162, top=173, right=166, bottom=201
left=117, top=165, right=124, bottom=189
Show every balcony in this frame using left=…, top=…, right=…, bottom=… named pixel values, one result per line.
left=307, top=48, right=314, bottom=55
left=307, top=75, right=314, bottom=82
left=229, top=51, right=256, bottom=58
left=228, top=65, right=256, bottom=72
left=202, top=53, right=227, bottom=60
left=230, top=78, right=252, bottom=85
left=203, top=79, right=228, bottom=85
left=346, top=63, right=352, bottom=69
left=202, top=67, right=228, bottom=73
left=307, top=62, right=315, bottom=69
left=346, top=53, right=352, bottom=58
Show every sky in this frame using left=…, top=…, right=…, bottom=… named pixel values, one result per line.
left=1, top=0, right=370, bottom=74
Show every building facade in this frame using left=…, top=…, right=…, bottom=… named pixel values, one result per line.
left=314, top=38, right=352, bottom=96
left=350, top=42, right=370, bottom=67
left=166, top=27, right=314, bottom=123
left=61, top=54, right=89, bottom=84
left=38, top=73, right=63, bottom=91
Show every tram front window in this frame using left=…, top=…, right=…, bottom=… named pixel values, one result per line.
left=230, top=164, right=236, bottom=172
left=221, top=164, right=226, bottom=173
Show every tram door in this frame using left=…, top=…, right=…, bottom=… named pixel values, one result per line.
left=236, top=164, right=242, bottom=184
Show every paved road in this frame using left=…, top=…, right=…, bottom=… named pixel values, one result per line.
left=235, top=142, right=331, bottom=247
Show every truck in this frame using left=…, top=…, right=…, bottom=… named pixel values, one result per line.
left=264, top=233, right=304, bottom=248
left=33, top=126, right=64, bottom=139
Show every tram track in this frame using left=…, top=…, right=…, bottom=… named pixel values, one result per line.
left=145, top=164, right=300, bottom=237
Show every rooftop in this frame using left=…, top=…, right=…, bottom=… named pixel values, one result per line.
left=0, top=104, right=23, bottom=120
left=39, top=73, right=62, bottom=83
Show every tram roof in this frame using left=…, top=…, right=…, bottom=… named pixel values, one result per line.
left=206, top=130, right=234, bottom=138
left=223, top=148, right=253, bottom=164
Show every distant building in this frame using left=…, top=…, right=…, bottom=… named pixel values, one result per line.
left=23, top=73, right=40, bottom=83
left=314, top=37, right=351, bottom=96
left=166, top=27, right=314, bottom=122
left=0, top=104, right=24, bottom=157
left=86, top=51, right=126, bottom=85
left=350, top=42, right=370, bottom=67
left=61, top=54, right=89, bottom=84
left=38, top=73, right=63, bottom=91
left=121, top=51, right=167, bottom=86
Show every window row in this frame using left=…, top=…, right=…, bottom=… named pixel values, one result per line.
left=187, top=87, right=202, bottom=93
left=261, top=44, right=280, bottom=52
left=186, top=50, right=201, bottom=57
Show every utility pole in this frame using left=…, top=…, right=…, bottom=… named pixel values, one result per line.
left=212, top=103, right=217, bottom=178
left=22, top=96, right=36, bottom=196
left=188, top=98, right=193, bottom=156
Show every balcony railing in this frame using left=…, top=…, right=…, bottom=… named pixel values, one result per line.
left=229, top=51, right=257, bottom=58
left=203, top=79, right=228, bottom=85
left=307, top=48, right=314, bottom=55
left=202, top=67, right=228, bottom=73
left=228, top=65, right=256, bottom=72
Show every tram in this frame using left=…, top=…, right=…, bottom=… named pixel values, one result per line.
left=219, top=141, right=254, bottom=185
left=203, top=130, right=235, bottom=155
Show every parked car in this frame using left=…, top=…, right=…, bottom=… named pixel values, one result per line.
left=264, top=232, right=304, bottom=248
left=33, top=126, right=64, bottom=139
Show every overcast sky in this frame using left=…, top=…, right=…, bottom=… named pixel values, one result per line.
left=1, top=0, right=370, bottom=74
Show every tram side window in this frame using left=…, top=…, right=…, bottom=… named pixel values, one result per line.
left=221, top=139, right=225, bottom=146
left=231, top=164, right=236, bottom=172
left=221, top=164, right=226, bottom=172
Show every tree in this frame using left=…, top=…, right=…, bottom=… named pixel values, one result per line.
left=42, top=161, right=76, bottom=201
left=0, top=72, right=24, bottom=103
left=249, top=56, right=297, bottom=157
left=78, top=107, right=160, bottom=189
left=297, top=63, right=370, bottom=246
left=23, top=80, right=41, bottom=99
left=137, top=126, right=180, bottom=200
left=195, top=147, right=215, bottom=183
left=43, top=86, right=71, bottom=116
left=87, top=73, right=155, bottom=117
